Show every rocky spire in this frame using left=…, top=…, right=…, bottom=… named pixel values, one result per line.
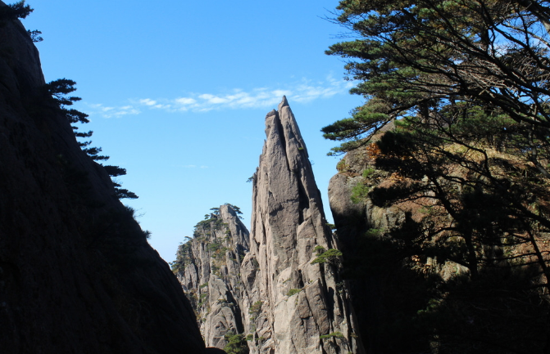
left=240, top=97, right=363, bottom=354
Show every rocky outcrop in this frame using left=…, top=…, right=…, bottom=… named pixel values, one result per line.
left=175, top=204, right=249, bottom=350
left=328, top=144, right=456, bottom=353
left=328, top=148, right=392, bottom=354
left=241, top=97, right=362, bottom=354
left=0, top=9, right=206, bottom=353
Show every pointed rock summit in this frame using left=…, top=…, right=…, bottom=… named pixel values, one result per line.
left=240, top=97, right=362, bottom=354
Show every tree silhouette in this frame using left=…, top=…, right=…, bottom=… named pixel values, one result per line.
left=325, top=0, right=550, bottom=281
left=45, top=79, right=137, bottom=199
left=0, top=0, right=33, bottom=22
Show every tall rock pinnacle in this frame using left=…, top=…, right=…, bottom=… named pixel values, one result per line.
left=240, top=97, right=363, bottom=354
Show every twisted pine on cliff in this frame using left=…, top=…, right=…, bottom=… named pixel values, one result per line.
left=223, top=332, right=249, bottom=354
left=44, top=78, right=138, bottom=199
left=326, top=0, right=550, bottom=282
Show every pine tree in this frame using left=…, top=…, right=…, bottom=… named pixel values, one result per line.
left=45, top=79, right=138, bottom=199
left=325, top=1, right=550, bottom=351
left=325, top=0, right=550, bottom=275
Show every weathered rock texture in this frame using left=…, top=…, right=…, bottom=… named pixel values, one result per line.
left=328, top=148, right=397, bottom=354
left=0, top=8, right=207, bottom=353
left=241, top=97, right=362, bottom=354
left=175, top=204, right=250, bottom=349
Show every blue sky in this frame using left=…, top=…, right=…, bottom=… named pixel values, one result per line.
left=22, top=0, right=363, bottom=262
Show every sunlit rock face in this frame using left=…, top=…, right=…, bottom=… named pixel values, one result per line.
left=241, top=97, right=363, bottom=354
left=0, top=5, right=207, bottom=353
left=175, top=204, right=250, bottom=350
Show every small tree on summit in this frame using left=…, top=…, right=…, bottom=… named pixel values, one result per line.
left=225, top=203, right=243, bottom=219
left=0, top=1, right=33, bottom=21
left=0, top=1, right=44, bottom=44
left=0, top=1, right=42, bottom=43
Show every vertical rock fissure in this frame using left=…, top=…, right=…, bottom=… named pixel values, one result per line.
left=272, top=109, right=291, bottom=176
left=296, top=172, right=308, bottom=225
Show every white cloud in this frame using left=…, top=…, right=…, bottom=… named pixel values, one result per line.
left=175, top=97, right=196, bottom=105
left=86, top=76, right=355, bottom=117
left=85, top=103, right=141, bottom=118
left=199, top=94, right=228, bottom=104
left=137, top=76, right=352, bottom=113
left=140, top=98, right=157, bottom=106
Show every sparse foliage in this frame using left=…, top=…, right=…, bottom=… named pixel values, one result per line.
left=27, top=29, right=42, bottom=42
left=311, top=248, right=343, bottom=264
left=286, top=288, right=302, bottom=297
left=223, top=332, right=249, bottom=354
left=44, top=79, right=137, bottom=199
left=225, top=203, right=244, bottom=219
left=0, top=1, right=33, bottom=22
left=320, top=332, right=344, bottom=340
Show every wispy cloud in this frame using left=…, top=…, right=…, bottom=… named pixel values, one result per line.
left=87, top=76, right=354, bottom=117
left=86, top=103, right=141, bottom=118
left=182, top=164, right=209, bottom=169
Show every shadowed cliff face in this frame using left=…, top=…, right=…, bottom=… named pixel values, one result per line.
left=329, top=142, right=550, bottom=353
left=240, top=97, right=363, bottom=354
left=0, top=10, right=207, bottom=354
